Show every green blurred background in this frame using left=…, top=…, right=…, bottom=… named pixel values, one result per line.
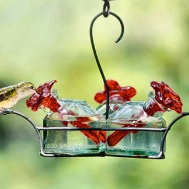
left=0, top=0, right=189, bottom=188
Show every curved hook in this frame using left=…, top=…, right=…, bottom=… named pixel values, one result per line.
left=90, top=11, right=125, bottom=119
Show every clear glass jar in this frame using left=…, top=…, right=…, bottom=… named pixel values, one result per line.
left=43, top=100, right=105, bottom=156
left=105, top=101, right=166, bottom=158
left=96, top=100, right=123, bottom=117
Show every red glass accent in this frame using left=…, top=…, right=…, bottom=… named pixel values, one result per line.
left=107, top=122, right=145, bottom=147
left=150, top=81, right=183, bottom=114
left=107, top=122, right=146, bottom=146
left=144, top=99, right=165, bottom=116
left=70, top=116, right=106, bottom=144
left=69, top=121, right=100, bottom=144
left=26, top=80, right=60, bottom=112
left=99, top=130, right=106, bottom=143
left=94, top=79, right=137, bottom=103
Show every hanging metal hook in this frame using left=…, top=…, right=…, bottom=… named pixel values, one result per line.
left=90, top=11, right=125, bottom=119
left=103, top=0, right=110, bottom=17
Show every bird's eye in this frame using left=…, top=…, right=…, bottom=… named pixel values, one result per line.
left=30, top=85, right=34, bottom=89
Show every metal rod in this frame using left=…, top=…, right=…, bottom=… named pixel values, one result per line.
left=90, top=11, right=124, bottom=120
left=37, top=126, right=167, bottom=132
left=160, top=112, right=189, bottom=154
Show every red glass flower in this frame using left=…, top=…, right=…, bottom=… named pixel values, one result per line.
left=94, top=79, right=137, bottom=104
left=151, top=81, right=183, bottom=114
left=26, top=80, right=60, bottom=112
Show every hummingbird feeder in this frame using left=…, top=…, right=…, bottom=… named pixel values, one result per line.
left=0, top=0, right=189, bottom=159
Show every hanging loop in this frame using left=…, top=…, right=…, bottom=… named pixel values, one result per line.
left=90, top=11, right=124, bottom=119
left=103, top=0, right=110, bottom=17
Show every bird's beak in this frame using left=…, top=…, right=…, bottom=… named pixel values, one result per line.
left=34, top=88, right=40, bottom=95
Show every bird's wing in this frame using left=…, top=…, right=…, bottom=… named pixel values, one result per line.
left=0, top=88, right=16, bottom=102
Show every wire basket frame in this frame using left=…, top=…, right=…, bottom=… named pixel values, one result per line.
left=1, top=109, right=188, bottom=159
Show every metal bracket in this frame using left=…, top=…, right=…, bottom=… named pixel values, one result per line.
left=1, top=109, right=189, bottom=159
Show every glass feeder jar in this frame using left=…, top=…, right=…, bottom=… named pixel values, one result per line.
left=96, top=99, right=123, bottom=117
left=105, top=101, right=166, bottom=158
left=43, top=99, right=105, bottom=156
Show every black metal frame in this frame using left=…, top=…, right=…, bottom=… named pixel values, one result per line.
left=1, top=109, right=189, bottom=159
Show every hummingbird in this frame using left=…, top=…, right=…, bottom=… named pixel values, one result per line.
left=0, top=81, right=36, bottom=109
